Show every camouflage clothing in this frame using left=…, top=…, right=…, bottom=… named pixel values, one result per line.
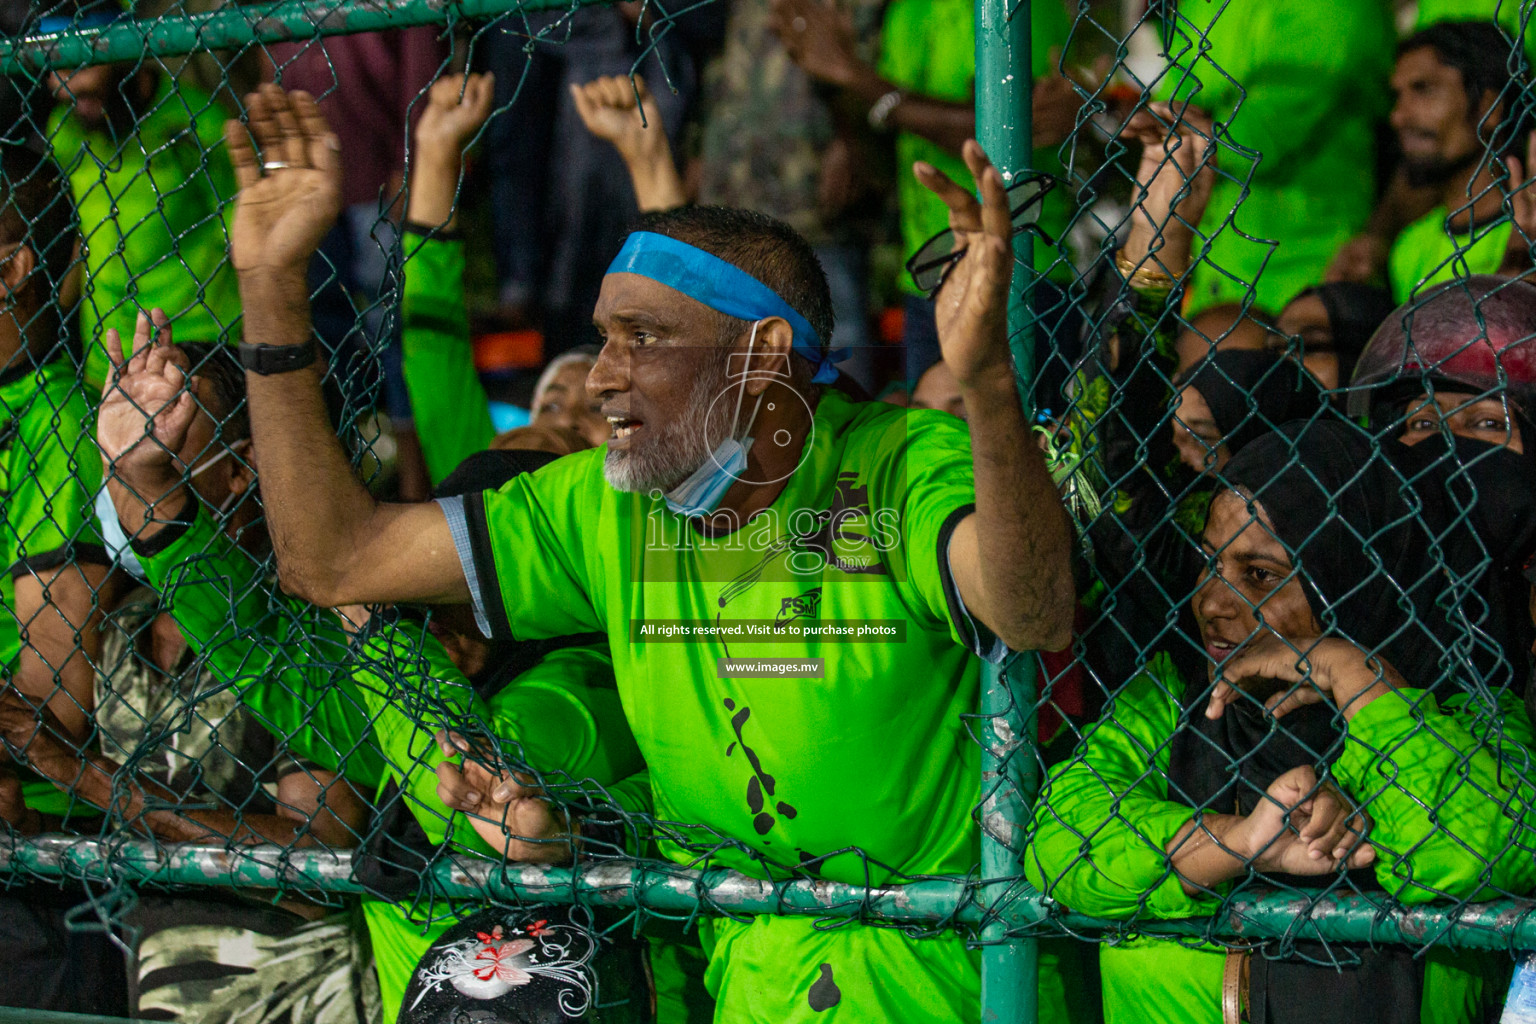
left=125, top=896, right=379, bottom=1024
left=695, top=0, right=885, bottom=246
left=94, top=586, right=290, bottom=811
left=95, top=588, right=374, bottom=1024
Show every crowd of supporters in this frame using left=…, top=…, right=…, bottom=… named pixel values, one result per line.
left=0, top=0, right=1534, bottom=1022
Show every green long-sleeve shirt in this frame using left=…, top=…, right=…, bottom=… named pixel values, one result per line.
left=135, top=505, right=648, bottom=839
left=1025, top=654, right=1534, bottom=1022
left=136, top=507, right=651, bottom=1022
left=400, top=230, right=495, bottom=486
left=1159, top=0, right=1396, bottom=317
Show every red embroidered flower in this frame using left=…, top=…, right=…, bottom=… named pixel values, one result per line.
left=471, top=939, right=534, bottom=985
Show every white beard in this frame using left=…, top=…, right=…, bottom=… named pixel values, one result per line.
left=603, top=349, right=737, bottom=494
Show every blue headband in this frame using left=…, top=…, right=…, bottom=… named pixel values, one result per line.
left=607, top=231, right=843, bottom=385
left=37, top=9, right=124, bottom=33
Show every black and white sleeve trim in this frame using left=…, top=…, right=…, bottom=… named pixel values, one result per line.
left=436, top=493, right=513, bottom=643
left=937, top=503, right=1008, bottom=664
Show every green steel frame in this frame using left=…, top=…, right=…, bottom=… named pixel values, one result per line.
left=975, top=0, right=1038, bottom=1015
left=7, top=838, right=1536, bottom=953
left=4, top=3, right=1534, bottom=1023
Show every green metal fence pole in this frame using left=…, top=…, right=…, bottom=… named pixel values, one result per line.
left=975, top=0, right=1038, bottom=1021
left=0, top=0, right=600, bottom=74
left=9, top=838, right=1536, bottom=951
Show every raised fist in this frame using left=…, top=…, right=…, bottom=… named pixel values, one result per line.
left=415, top=72, right=496, bottom=169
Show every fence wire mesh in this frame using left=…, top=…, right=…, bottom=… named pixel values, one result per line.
left=0, top=0, right=1534, bottom=1022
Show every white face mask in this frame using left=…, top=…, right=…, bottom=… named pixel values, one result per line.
left=96, top=440, right=251, bottom=577
left=664, top=322, right=768, bottom=518
left=186, top=439, right=251, bottom=516
left=95, top=485, right=145, bottom=580
left=185, top=444, right=234, bottom=482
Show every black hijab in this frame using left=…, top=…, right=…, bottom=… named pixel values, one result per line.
left=1164, top=420, right=1494, bottom=1023
left=1295, top=283, right=1396, bottom=383
left=1165, top=420, right=1470, bottom=816
left=1178, top=349, right=1326, bottom=460
left=1391, top=435, right=1536, bottom=697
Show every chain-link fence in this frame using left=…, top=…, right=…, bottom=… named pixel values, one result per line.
left=0, top=1, right=1534, bottom=1022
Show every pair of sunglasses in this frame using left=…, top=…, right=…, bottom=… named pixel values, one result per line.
left=905, top=172, right=1059, bottom=298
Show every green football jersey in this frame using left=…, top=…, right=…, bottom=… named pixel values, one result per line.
left=0, top=358, right=104, bottom=817
left=48, top=76, right=242, bottom=391
left=454, top=391, right=984, bottom=883
left=446, top=391, right=996, bottom=1021
left=1159, top=0, right=1396, bottom=316
left=0, top=358, right=103, bottom=671
left=1388, top=207, right=1512, bottom=304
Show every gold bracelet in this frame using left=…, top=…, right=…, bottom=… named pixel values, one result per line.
left=1114, top=251, right=1176, bottom=292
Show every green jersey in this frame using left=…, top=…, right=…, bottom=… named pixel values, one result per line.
left=136, top=506, right=650, bottom=1023
left=0, top=358, right=105, bottom=816
left=0, top=358, right=103, bottom=669
left=877, top=0, right=1072, bottom=287
left=48, top=76, right=242, bottom=392
left=1160, top=0, right=1396, bottom=316
left=1388, top=207, right=1512, bottom=304
left=400, top=231, right=495, bottom=486
left=445, top=391, right=995, bottom=1020
left=1026, top=655, right=1534, bottom=1022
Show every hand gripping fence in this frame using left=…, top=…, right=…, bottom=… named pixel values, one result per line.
left=3, top=1, right=1536, bottom=1023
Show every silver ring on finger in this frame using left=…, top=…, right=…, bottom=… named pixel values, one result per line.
left=262, top=160, right=290, bottom=172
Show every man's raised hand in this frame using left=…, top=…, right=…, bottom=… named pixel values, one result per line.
left=571, top=75, right=686, bottom=212
left=571, top=75, right=662, bottom=160
left=769, top=0, right=860, bottom=88
left=98, top=309, right=196, bottom=488
left=1122, top=102, right=1215, bottom=278
left=416, top=72, right=496, bottom=171
left=225, top=85, right=342, bottom=283
left=914, top=141, right=1014, bottom=390
left=434, top=731, right=573, bottom=864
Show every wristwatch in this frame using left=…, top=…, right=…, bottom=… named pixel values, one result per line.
left=239, top=338, right=319, bottom=375
left=868, top=89, right=904, bottom=131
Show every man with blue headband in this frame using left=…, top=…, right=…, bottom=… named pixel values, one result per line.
left=201, top=84, right=1074, bottom=1022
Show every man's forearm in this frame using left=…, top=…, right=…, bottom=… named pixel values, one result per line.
left=840, top=64, right=975, bottom=155
left=240, top=271, right=382, bottom=605
left=13, top=564, right=109, bottom=743
left=1365, top=166, right=1439, bottom=240
left=622, top=142, right=688, bottom=213
left=89, top=757, right=323, bottom=847
left=962, top=373, right=1075, bottom=651
left=407, top=155, right=462, bottom=231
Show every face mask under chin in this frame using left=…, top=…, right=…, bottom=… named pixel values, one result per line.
left=663, top=322, right=768, bottom=518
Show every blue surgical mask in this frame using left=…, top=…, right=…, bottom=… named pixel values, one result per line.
left=95, top=485, right=146, bottom=580
left=664, top=322, right=768, bottom=518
